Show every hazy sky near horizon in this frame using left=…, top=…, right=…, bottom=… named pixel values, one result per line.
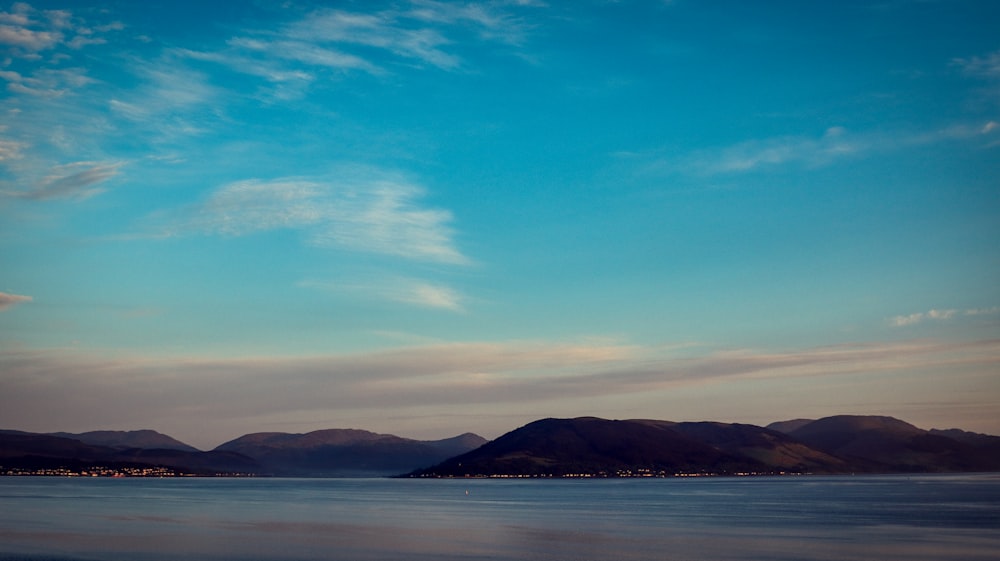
left=1, top=0, right=998, bottom=449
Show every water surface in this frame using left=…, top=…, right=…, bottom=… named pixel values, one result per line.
left=1, top=474, right=998, bottom=561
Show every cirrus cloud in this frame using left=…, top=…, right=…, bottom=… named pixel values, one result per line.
left=627, top=122, right=1000, bottom=178
left=300, top=276, right=467, bottom=312
left=888, top=306, right=1000, bottom=327
left=1, top=337, right=997, bottom=448
left=151, top=171, right=469, bottom=265
left=1, top=161, right=121, bottom=201
left=0, top=291, right=32, bottom=311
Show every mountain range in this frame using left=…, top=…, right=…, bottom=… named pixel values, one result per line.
left=408, top=415, right=1000, bottom=477
left=214, top=430, right=487, bottom=476
left=0, top=428, right=486, bottom=477
left=3, top=415, right=999, bottom=477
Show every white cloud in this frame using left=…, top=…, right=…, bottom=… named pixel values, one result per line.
left=277, top=9, right=462, bottom=71
left=157, top=173, right=469, bottom=265
left=0, top=5, right=126, bottom=200
left=404, top=0, right=532, bottom=45
left=889, top=313, right=924, bottom=327
left=635, top=122, right=998, bottom=177
left=227, top=37, right=376, bottom=73
left=183, top=0, right=540, bottom=94
left=953, top=50, right=1000, bottom=80
left=110, top=62, right=218, bottom=122
left=888, top=306, right=999, bottom=327
left=0, top=5, right=31, bottom=27
left=0, top=291, right=32, bottom=311
left=0, top=138, right=26, bottom=160
left=404, top=282, right=465, bottom=311
left=1, top=66, right=94, bottom=97
left=965, top=306, right=1000, bottom=316
left=1, top=161, right=120, bottom=200
left=0, top=23, right=60, bottom=51
left=302, top=277, right=467, bottom=312
left=0, top=3, right=121, bottom=57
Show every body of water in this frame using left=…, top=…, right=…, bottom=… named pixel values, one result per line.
left=1, top=474, right=999, bottom=561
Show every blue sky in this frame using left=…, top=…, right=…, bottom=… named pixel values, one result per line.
left=1, top=0, right=998, bottom=449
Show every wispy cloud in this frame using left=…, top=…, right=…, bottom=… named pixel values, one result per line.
left=1, top=161, right=120, bottom=201
left=0, top=3, right=121, bottom=58
left=953, top=49, right=1000, bottom=80
left=404, top=0, right=533, bottom=45
left=179, top=0, right=538, bottom=98
left=966, top=306, right=1000, bottom=316
left=0, top=17, right=61, bottom=52
left=0, top=138, right=27, bottom=160
left=301, top=277, right=467, bottom=312
left=403, top=281, right=465, bottom=311
left=0, top=4, right=125, bottom=202
left=628, top=122, right=999, bottom=177
left=888, top=306, right=1000, bottom=327
left=108, top=59, right=220, bottom=137
left=1, top=337, right=996, bottom=445
left=0, top=291, right=32, bottom=311
left=152, top=172, right=469, bottom=265
left=286, top=9, right=459, bottom=70
left=1, top=66, right=94, bottom=97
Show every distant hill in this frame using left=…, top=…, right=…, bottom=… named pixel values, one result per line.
left=49, top=430, right=199, bottom=452
left=0, top=432, right=258, bottom=475
left=765, top=419, right=815, bottom=434
left=6, top=415, right=999, bottom=478
left=929, top=428, right=1000, bottom=448
left=781, top=415, right=1000, bottom=473
left=410, top=415, right=1000, bottom=477
left=662, top=421, right=848, bottom=473
left=408, top=417, right=772, bottom=477
left=215, top=429, right=487, bottom=476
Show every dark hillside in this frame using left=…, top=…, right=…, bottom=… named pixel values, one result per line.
left=215, top=428, right=486, bottom=476
left=50, top=430, right=199, bottom=452
left=788, top=415, right=1000, bottom=472
left=409, top=417, right=768, bottom=477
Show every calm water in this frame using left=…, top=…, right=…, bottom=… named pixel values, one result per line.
left=1, top=474, right=999, bottom=561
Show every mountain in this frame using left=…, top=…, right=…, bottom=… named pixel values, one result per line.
left=408, top=417, right=772, bottom=477
left=214, top=429, right=487, bottom=477
left=0, top=432, right=258, bottom=475
left=410, top=415, right=1000, bottom=478
left=662, top=421, right=848, bottom=473
left=49, top=430, right=199, bottom=452
left=777, top=415, right=1000, bottom=473
left=766, top=419, right=815, bottom=434
left=6, top=415, right=999, bottom=478
left=930, top=428, right=1000, bottom=448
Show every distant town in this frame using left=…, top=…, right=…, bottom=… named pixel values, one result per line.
left=1, top=465, right=258, bottom=477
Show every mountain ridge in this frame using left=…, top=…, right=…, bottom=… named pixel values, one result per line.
left=408, top=415, right=1000, bottom=477
left=214, top=428, right=487, bottom=477
left=48, top=429, right=199, bottom=452
left=4, top=415, right=999, bottom=478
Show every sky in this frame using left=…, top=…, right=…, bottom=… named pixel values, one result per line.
left=1, top=0, right=998, bottom=450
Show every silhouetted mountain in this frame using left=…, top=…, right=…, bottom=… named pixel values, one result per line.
left=930, top=428, right=1000, bottom=448
left=427, top=433, right=488, bottom=457
left=783, top=415, right=1000, bottom=473
left=49, top=430, right=199, bottom=452
left=411, top=415, right=1000, bottom=477
left=766, top=419, right=815, bottom=434
left=0, top=432, right=259, bottom=475
left=6, top=415, right=999, bottom=478
left=662, top=421, right=848, bottom=473
left=408, top=417, right=771, bottom=477
left=215, top=429, right=487, bottom=476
